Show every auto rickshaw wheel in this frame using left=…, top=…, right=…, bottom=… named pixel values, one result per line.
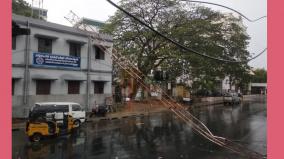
left=73, top=120, right=80, bottom=128
left=30, top=133, right=42, bottom=142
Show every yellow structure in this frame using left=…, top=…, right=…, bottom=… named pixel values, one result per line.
left=26, top=115, right=74, bottom=142
left=175, top=85, right=190, bottom=98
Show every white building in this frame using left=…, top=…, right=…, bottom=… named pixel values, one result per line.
left=12, top=14, right=113, bottom=118
left=221, top=76, right=236, bottom=93
left=31, top=7, right=48, bottom=20
left=249, top=83, right=267, bottom=95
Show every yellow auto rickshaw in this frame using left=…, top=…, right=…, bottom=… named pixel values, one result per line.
left=26, top=112, right=75, bottom=142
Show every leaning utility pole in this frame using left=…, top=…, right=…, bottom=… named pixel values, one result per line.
left=64, top=10, right=264, bottom=159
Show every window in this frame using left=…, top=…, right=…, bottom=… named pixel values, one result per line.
left=55, top=105, right=69, bottom=112
left=33, top=105, right=55, bottom=113
left=94, top=81, right=104, bottom=94
left=72, top=104, right=81, bottom=111
left=12, top=79, right=15, bottom=95
left=68, top=81, right=80, bottom=94
left=36, top=80, right=51, bottom=95
left=42, top=11, right=47, bottom=16
left=12, top=36, right=16, bottom=50
left=69, top=43, right=81, bottom=57
left=95, top=46, right=105, bottom=60
left=154, top=71, right=163, bottom=81
left=38, top=38, right=52, bottom=53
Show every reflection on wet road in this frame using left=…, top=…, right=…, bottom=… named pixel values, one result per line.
left=13, top=101, right=266, bottom=159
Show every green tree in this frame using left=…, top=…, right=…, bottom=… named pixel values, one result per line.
left=12, top=0, right=32, bottom=16
left=12, top=0, right=40, bottom=19
left=169, top=8, right=251, bottom=94
left=103, top=0, right=188, bottom=77
left=251, top=68, right=267, bottom=83
left=103, top=0, right=251, bottom=95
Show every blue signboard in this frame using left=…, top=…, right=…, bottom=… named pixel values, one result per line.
left=33, top=52, right=80, bottom=69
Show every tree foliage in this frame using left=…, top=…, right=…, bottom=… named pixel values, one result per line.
left=103, top=0, right=185, bottom=76
left=12, top=0, right=40, bottom=19
left=12, top=0, right=32, bottom=16
left=103, top=0, right=251, bottom=94
left=251, top=68, right=267, bottom=83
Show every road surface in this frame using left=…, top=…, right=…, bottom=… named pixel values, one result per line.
left=13, top=100, right=266, bottom=159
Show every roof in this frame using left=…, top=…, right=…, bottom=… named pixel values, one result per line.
left=12, top=14, right=113, bottom=41
left=251, top=83, right=267, bottom=87
left=81, top=18, right=105, bottom=28
left=31, top=6, right=48, bottom=12
left=12, top=21, right=30, bottom=36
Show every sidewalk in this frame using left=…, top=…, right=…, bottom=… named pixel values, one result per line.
left=12, top=100, right=168, bottom=130
left=191, top=94, right=266, bottom=108
left=12, top=120, right=26, bottom=131
left=12, top=95, right=266, bottom=130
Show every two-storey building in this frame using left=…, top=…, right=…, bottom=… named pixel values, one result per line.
left=12, top=14, right=113, bottom=118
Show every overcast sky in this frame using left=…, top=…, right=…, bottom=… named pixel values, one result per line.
left=26, top=0, right=267, bottom=69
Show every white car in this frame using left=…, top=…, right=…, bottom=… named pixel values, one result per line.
left=223, top=92, right=241, bottom=105
left=30, top=102, right=86, bottom=127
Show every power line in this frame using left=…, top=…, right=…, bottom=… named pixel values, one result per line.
left=106, top=0, right=267, bottom=63
left=64, top=9, right=265, bottom=159
left=247, top=48, right=267, bottom=61
left=184, top=0, right=267, bottom=22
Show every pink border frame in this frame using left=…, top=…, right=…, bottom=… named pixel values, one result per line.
left=0, top=0, right=11, bottom=158
left=268, top=0, right=282, bottom=158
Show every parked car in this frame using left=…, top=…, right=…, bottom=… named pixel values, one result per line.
left=29, top=102, right=86, bottom=127
left=223, top=92, right=241, bottom=105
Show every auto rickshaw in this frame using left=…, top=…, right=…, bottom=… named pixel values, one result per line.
left=26, top=112, right=75, bottom=142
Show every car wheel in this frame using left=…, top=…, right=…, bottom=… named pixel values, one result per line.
left=31, top=133, right=42, bottom=142
left=73, top=120, right=81, bottom=128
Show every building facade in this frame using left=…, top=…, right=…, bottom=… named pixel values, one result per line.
left=249, top=83, right=267, bottom=95
left=12, top=14, right=113, bottom=118
left=31, top=7, right=48, bottom=21
left=221, top=76, right=237, bottom=93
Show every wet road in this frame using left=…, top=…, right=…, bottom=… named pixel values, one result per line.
left=13, top=100, right=266, bottom=159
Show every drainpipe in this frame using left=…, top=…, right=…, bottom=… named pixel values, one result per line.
left=86, top=37, right=92, bottom=111
left=23, top=21, right=30, bottom=105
